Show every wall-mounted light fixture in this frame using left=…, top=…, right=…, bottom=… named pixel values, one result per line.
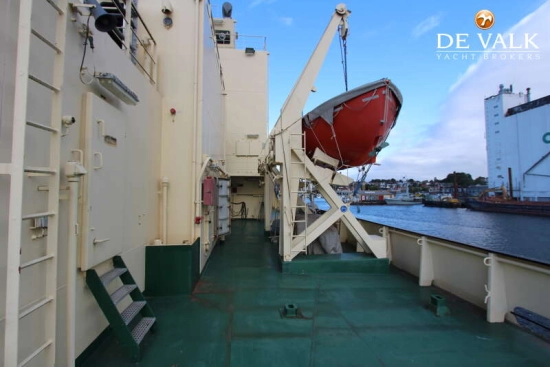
left=95, top=72, right=139, bottom=105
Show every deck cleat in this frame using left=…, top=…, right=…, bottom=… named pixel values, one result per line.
left=281, top=303, right=299, bottom=318
left=429, top=294, right=450, bottom=317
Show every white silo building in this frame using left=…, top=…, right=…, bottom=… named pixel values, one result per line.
left=484, top=85, right=550, bottom=201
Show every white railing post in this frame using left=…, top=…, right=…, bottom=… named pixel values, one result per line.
left=418, top=236, right=434, bottom=286
left=484, top=253, right=508, bottom=323
left=381, top=226, right=391, bottom=261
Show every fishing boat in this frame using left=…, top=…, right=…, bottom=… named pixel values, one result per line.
left=385, top=184, right=422, bottom=205
left=385, top=192, right=422, bottom=205
left=385, top=195, right=422, bottom=205
left=302, top=79, right=402, bottom=169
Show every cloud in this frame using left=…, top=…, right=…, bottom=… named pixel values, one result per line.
left=278, top=16, right=293, bottom=26
left=249, top=0, right=276, bottom=8
left=370, top=2, right=550, bottom=181
left=412, top=13, right=442, bottom=38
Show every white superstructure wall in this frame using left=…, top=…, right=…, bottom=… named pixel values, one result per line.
left=215, top=17, right=269, bottom=221
left=138, top=1, right=228, bottom=246
left=220, top=46, right=268, bottom=177
left=1, top=0, right=267, bottom=364
left=0, top=0, right=162, bottom=364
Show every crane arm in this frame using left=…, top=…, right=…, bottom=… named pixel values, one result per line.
left=272, top=4, right=350, bottom=135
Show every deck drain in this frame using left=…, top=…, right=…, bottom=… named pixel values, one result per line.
left=429, top=294, right=450, bottom=316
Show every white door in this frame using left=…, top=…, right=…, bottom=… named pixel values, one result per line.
left=80, top=93, right=126, bottom=270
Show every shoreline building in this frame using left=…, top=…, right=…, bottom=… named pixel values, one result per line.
left=484, top=84, right=550, bottom=201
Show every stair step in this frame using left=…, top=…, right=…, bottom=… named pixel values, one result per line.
left=86, top=256, right=156, bottom=362
left=110, top=284, right=137, bottom=305
left=121, top=301, right=147, bottom=325
left=132, top=317, right=156, bottom=345
left=100, top=267, right=128, bottom=286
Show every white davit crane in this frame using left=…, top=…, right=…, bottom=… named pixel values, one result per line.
left=260, top=4, right=387, bottom=262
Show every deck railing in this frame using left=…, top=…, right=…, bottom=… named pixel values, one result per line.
left=99, top=0, right=158, bottom=84
left=343, top=219, right=550, bottom=324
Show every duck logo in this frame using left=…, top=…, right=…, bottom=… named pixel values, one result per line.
left=475, top=10, right=495, bottom=30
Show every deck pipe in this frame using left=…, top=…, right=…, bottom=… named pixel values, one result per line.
left=161, top=177, right=169, bottom=244
left=67, top=177, right=81, bottom=367
left=192, top=0, right=204, bottom=241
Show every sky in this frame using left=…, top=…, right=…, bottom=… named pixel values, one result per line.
left=213, top=0, right=550, bottom=181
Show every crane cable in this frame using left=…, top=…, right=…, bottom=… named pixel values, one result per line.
left=338, top=25, right=349, bottom=92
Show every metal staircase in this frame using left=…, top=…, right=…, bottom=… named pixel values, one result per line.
left=85, top=256, right=156, bottom=362
left=2, top=0, right=67, bottom=365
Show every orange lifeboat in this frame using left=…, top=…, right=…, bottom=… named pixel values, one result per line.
left=302, top=78, right=402, bottom=168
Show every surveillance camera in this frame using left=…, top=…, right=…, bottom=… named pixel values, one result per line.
left=161, top=0, right=173, bottom=14
left=62, top=116, right=76, bottom=126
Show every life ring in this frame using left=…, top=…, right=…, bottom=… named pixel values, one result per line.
left=543, top=132, right=550, bottom=144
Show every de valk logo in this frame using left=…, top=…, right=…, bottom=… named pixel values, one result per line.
left=436, top=9, right=540, bottom=61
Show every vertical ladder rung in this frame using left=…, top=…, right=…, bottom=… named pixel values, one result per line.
left=46, top=0, right=64, bottom=15
left=31, top=29, right=62, bottom=53
left=24, top=167, right=56, bottom=175
left=22, top=212, right=55, bottom=220
left=26, top=120, right=58, bottom=133
left=18, top=340, right=53, bottom=367
left=28, top=74, right=59, bottom=92
left=19, top=297, right=54, bottom=319
left=20, top=254, right=55, bottom=270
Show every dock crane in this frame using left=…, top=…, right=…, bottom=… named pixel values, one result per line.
left=259, top=4, right=387, bottom=262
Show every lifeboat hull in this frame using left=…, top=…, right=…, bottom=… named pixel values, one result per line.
left=302, top=79, right=402, bottom=168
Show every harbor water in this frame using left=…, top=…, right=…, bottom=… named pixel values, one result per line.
left=312, top=199, right=550, bottom=265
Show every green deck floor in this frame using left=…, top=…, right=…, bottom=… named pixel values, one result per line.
left=82, top=220, right=550, bottom=366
